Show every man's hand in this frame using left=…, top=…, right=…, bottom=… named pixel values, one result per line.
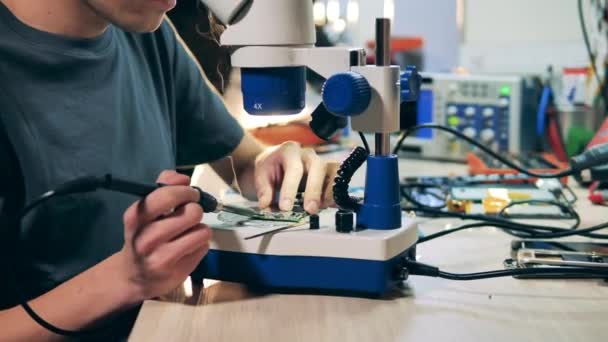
left=116, top=170, right=211, bottom=303
left=254, top=142, right=339, bottom=214
left=0, top=171, right=212, bottom=339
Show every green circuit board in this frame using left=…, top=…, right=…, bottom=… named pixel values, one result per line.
left=250, top=210, right=308, bottom=222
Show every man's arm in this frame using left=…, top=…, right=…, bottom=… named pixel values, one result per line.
left=0, top=254, right=137, bottom=342
left=0, top=170, right=211, bottom=342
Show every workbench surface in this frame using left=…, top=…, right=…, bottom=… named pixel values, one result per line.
left=129, top=159, right=608, bottom=342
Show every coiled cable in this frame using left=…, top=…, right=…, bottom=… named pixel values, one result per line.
left=333, top=146, right=369, bottom=211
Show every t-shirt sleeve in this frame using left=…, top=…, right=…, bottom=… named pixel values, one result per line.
left=161, top=20, right=244, bottom=167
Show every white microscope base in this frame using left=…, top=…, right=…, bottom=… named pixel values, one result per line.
left=195, top=209, right=419, bottom=296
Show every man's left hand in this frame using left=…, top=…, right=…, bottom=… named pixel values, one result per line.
left=254, top=142, right=339, bottom=214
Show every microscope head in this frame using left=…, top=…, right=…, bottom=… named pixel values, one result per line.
left=200, top=1, right=420, bottom=143
left=201, top=0, right=316, bottom=115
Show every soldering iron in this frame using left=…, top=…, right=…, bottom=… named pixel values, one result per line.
left=26, top=174, right=255, bottom=217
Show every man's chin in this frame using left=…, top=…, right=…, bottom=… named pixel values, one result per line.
left=118, top=16, right=166, bottom=33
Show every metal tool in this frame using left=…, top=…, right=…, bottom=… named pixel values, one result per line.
left=106, top=179, right=264, bottom=218
left=215, top=203, right=259, bottom=217
left=243, top=221, right=308, bottom=240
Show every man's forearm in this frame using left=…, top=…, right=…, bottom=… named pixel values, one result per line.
left=0, top=253, right=137, bottom=342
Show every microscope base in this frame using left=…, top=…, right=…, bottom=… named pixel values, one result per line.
left=194, top=210, right=419, bottom=296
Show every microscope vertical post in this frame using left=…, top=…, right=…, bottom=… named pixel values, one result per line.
left=375, top=18, right=392, bottom=156
left=348, top=18, right=402, bottom=230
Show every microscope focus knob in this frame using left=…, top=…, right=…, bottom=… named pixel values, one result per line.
left=322, top=72, right=371, bottom=117
left=400, top=65, right=421, bottom=102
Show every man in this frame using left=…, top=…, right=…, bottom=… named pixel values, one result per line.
left=0, top=0, right=336, bottom=340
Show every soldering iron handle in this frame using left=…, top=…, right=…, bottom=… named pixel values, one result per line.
left=104, top=177, right=159, bottom=197
left=570, top=143, right=608, bottom=172
left=104, top=176, right=219, bottom=213
left=192, top=187, right=219, bottom=213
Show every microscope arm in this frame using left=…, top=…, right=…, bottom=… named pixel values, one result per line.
left=230, top=46, right=366, bottom=79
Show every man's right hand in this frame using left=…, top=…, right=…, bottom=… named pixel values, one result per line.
left=116, top=170, right=212, bottom=303
left=0, top=170, right=212, bottom=340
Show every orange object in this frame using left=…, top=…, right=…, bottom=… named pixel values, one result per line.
left=466, top=152, right=569, bottom=184
left=249, top=122, right=337, bottom=146
left=366, top=37, right=424, bottom=51
left=447, top=199, right=473, bottom=213
left=366, top=37, right=424, bottom=64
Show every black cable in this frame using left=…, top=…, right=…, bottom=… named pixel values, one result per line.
left=400, top=182, right=442, bottom=189
left=497, top=200, right=580, bottom=226
left=406, top=202, right=608, bottom=240
left=400, top=185, right=446, bottom=210
left=393, top=125, right=555, bottom=176
left=417, top=222, right=498, bottom=243
left=436, top=268, right=608, bottom=280
left=404, top=205, right=580, bottom=231
left=401, top=184, right=576, bottom=219
left=358, top=132, right=370, bottom=153
left=562, top=183, right=578, bottom=204
left=423, top=190, right=447, bottom=202
left=333, top=146, right=369, bottom=211
left=393, top=124, right=608, bottom=178
left=403, top=259, right=608, bottom=280
left=417, top=217, right=608, bottom=244
left=394, top=125, right=608, bottom=241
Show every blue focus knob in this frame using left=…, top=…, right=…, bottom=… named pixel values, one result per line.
left=400, top=65, right=421, bottom=102
left=322, top=72, right=371, bottom=117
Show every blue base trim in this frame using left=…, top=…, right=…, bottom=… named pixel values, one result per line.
left=193, top=247, right=416, bottom=297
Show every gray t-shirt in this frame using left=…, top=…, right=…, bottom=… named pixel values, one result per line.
left=0, top=1, right=243, bottom=317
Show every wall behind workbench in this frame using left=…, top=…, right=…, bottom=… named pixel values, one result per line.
left=349, top=0, right=590, bottom=75
left=461, top=0, right=589, bottom=74
left=353, top=0, right=459, bottom=72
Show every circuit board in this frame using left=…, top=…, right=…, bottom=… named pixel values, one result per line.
left=217, top=205, right=308, bottom=226
left=249, top=210, right=308, bottom=222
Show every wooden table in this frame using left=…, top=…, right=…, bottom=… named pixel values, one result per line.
left=129, top=159, right=608, bottom=342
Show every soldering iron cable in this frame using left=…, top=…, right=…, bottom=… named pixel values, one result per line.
left=393, top=124, right=608, bottom=178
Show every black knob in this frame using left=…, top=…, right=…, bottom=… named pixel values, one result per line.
left=309, top=103, right=348, bottom=141
left=309, top=214, right=320, bottom=230
left=335, top=210, right=354, bottom=233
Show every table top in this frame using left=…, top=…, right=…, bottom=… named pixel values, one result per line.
left=129, top=159, right=608, bottom=342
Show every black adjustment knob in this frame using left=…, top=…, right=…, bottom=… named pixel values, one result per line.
left=335, top=210, right=354, bottom=233
left=309, top=214, right=320, bottom=230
